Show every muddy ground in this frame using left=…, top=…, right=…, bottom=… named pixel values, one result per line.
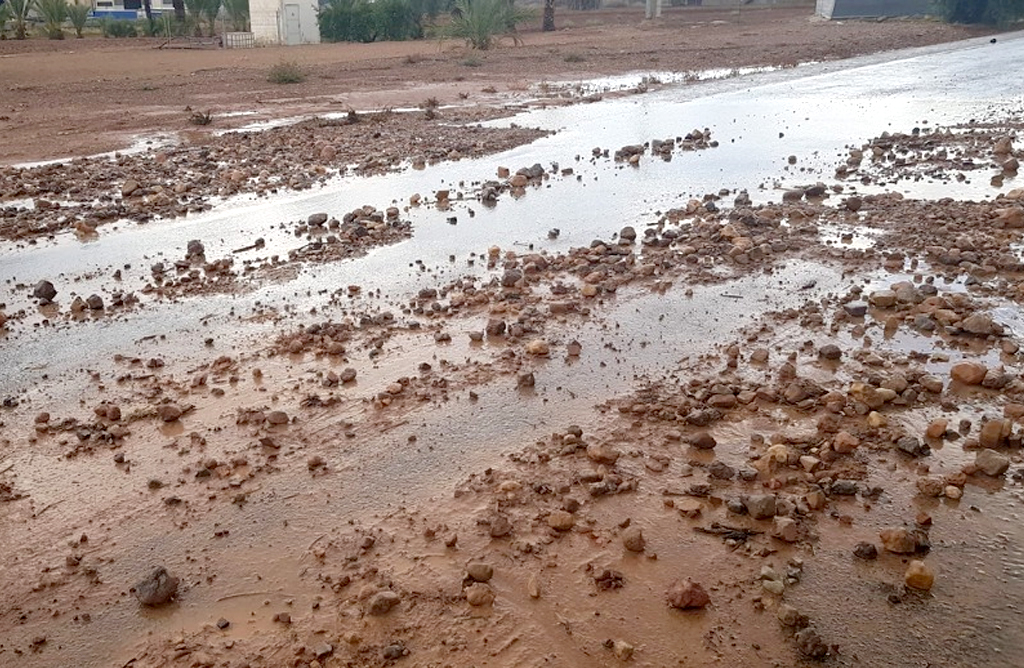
left=2, top=7, right=1024, bottom=668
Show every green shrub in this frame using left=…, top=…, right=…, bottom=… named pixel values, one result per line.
left=318, top=0, right=423, bottom=43
left=102, top=19, right=138, bottom=37
left=441, top=0, right=535, bottom=50
left=935, top=0, right=1024, bottom=24
left=268, top=60, right=305, bottom=84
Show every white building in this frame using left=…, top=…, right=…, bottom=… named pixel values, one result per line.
left=249, top=0, right=320, bottom=45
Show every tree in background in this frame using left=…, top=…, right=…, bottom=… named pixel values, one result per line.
left=223, top=0, right=248, bottom=31
left=441, top=0, right=534, bottom=49
left=542, top=0, right=554, bottom=31
left=7, top=0, right=35, bottom=39
left=67, top=0, right=90, bottom=36
left=36, top=0, right=68, bottom=38
left=936, top=0, right=1024, bottom=24
left=173, top=0, right=186, bottom=22
left=0, top=3, right=12, bottom=36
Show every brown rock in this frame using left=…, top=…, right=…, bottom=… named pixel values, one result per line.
left=367, top=591, right=400, bottom=615
left=266, top=410, right=289, bottom=425
left=158, top=404, right=182, bottom=422
left=466, top=563, right=493, bottom=583
left=464, top=583, right=495, bottom=606
left=950, top=362, right=987, bottom=385
left=586, top=442, right=620, bottom=464
left=879, top=527, right=919, bottom=554
left=979, top=419, right=1009, bottom=449
left=622, top=527, right=645, bottom=552
left=666, top=579, right=710, bottom=609
left=904, top=560, right=935, bottom=590
left=688, top=432, right=717, bottom=450
left=132, top=566, right=179, bottom=606
left=547, top=510, right=575, bottom=532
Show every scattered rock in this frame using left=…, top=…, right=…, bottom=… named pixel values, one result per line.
left=132, top=566, right=179, bottom=606
left=975, top=448, right=1010, bottom=476
left=853, top=542, right=878, bottom=560
left=688, top=432, right=717, bottom=450
left=158, top=404, right=182, bottom=422
left=744, top=494, right=777, bottom=519
left=950, top=362, right=987, bottom=385
left=464, top=583, right=495, bottom=606
left=466, top=562, right=493, bottom=583
left=367, top=590, right=401, bottom=615
left=547, top=510, right=576, bottom=532
left=33, top=280, right=57, bottom=302
left=622, top=526, right=645, bottom=552
left=666, top=579, right=710, bottom=609
left=904, top=560, right=935, bottom=591
left=795, top=627, right=828, bottom=659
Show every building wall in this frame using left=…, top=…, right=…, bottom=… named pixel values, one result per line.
left=250, top=0, right=283, bottom=45
left=250, top=0, right=320, bottom=45
left=817, top=0, right=934, bottom=18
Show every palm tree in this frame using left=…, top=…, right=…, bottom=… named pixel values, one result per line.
left=37, top=0, right=69, bottom=38
left=442, top=0, right=535, bottom=50
left=223, top=0, right=248, bottom=31
left=542, top=0, right=554, bottom=31
left=67, top=0, right=90, bottom=37
left=201, top=0, right=220, bottom=36
left=0, top=3, right=12, bottom=36
left=8, top=0, right=36, bottom=39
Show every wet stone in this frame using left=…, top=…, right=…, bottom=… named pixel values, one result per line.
left=665, top=579, right=710, bottom=609
left=466, top=563, right=493, bottom=583
left=367, top=590, right=400, bottom=615
left=853, top=542, right=878, bottom=560
left=132, top=566, right=179, bottom=606
left=905, top=560, right=935, bottom=591
left=33, top=280, right=57, bottom=302
left=843, top=301, right=868, bottom=317
left=830, top=480, right=858, bottom=496
left=744, top=494, right=777, bottom=519
left=622, top=526, right=645, bottom=552
left=688, top=432, right=717, bottom=450
left=975, top=448, right=1010, bottom=476
left=795, top=627, right=828, bottom=659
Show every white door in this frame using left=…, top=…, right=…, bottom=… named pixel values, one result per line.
left=283, top=4, right=302, bottom=45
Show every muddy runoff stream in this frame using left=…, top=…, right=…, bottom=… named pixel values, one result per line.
left=2, top=31, right=1024, bottom=668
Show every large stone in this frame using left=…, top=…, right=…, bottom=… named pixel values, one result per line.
left=622, top=527, right=645, bottom=552
left=666, top=579, right=710, bottom=609
left=961, top=313, right=995, bottom=335
left=975, top=448, right=1010, bottom=476
left=367, top=591, right=400, bottom=615
left=133, top=566, right=179, bottom=606
left=464, top=583, right=495, bottom=606
left=773, top=516, right=800, bottom=542
left=158, top=404, right=183, bottom=422
left=869, top=290, right=897, bottom=307
left=879, top=527, right=922, bottom=554
left=33, top=280, right=57, bottom=302
left=466, top=563, right=493, bottom=583
left=688, top=432, right=717, bottom=450
left=547, top=510, right=575, bottom=532
left=979, top=419, right=1009, bottom=449
left=950, top=362, right=987, bottom=385
left=586, top=442, right=620, bottom=465
left=795, top=628, right=828, bottom=659
left=744, top=494, right=776, bottom=520
left=904, top=560, right=935, bottom=591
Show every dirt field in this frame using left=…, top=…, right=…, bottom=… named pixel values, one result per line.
left=0, top=5, right=993, bottom=163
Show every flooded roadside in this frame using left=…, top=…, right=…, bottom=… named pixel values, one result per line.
left=2, top=30, right=1024, bottom=668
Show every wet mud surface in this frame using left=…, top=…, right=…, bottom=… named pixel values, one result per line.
left=3, top=29, right=1024, bottom=668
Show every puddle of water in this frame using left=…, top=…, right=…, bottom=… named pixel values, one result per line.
left=535, top=64, right=787, bottom=97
